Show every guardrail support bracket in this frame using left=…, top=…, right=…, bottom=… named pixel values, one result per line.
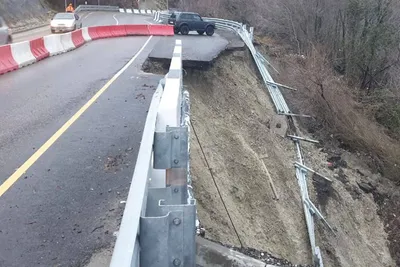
left=141, top=186, right=196, bottom=267
left=154, top=126, right=188, bottom=169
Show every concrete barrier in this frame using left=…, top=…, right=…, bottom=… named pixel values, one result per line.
left=125, top=25, right=150, bottom=35
left=71, top=30, right=85, bottom=48
left=43, top=35, right=64, bottom=56
left=90, top=26, right=113, bottom=39
left=148, top=25, right=174, bottom=36
left=0, top=24, right=175, bottom=75
left=60, top=32, right=76, bottom=52
left=10, top=41, right=36, bottom=67
left=87, top=27, right=101, bottom=40
left=30, top=37, right=50, bottom=61
left=109, top=25, right=127, bottom=37
left=81, top=27, right=92, bottom=42
left=0, top=45, right=18, bottom=74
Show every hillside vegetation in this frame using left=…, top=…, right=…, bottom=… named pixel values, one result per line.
left=172, top=0, right=400, bottom=265
left=173, top=0, right=400, bottom=181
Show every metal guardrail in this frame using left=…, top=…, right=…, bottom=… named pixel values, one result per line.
left=154, top=11, right=332, bottom=267
left=75, top=4, right=119, bottom=13
left=110, top=40, right=198, bottom=267
left=76, top=5, right=155, bottom=15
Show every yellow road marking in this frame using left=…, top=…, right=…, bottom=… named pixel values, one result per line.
left=0, top=35, right=153, bottom=197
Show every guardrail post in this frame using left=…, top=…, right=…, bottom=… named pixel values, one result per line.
left=249, top=27, right=254, bottom=41
left=141, top=186, right=196, bottom=267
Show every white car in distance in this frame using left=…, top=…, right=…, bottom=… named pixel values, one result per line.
left=50, top=13, right=82, bottom=33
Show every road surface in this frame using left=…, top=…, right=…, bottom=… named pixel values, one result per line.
left=0, top=12, right=229, bottom=267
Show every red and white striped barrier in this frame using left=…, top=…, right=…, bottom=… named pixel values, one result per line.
left=60, top=32, right=76, bottom=52
left=44, top=35, right=64, bottom=56
left=81, top=28, right=92, bottom=42
left=0, top=24, right=173, bottom=75
left=30, top=38, right=50, bottom=61
left=0, top=45, right=18, bottom=75
left=71, top=30, right=85, bottom=48
left=10, top=41, right=36, bottom=68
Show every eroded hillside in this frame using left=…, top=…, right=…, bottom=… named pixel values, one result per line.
left=184, top=49, right=394, bottom=267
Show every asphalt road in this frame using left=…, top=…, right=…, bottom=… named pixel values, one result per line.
left=0, top=12, right=229, bottom=267
left=12, top=12, right=152, bottom=43
left=0, top=22, right=164, bottom=267
left=150, top=33, right=229, bottom=62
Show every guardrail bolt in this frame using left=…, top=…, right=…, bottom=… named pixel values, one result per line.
left=173, top=258, right=181, bottom=266
left=174, top=159, right=179, bottom=164
left=174, top=134, right=179, bottom=139
left=173, top=218, right=181, bottom=226
left=173, top=188, right=179, bottom=193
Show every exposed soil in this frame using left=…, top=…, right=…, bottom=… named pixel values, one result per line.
left=374, top=192, right=400, bottom=266
left=186, top=50, right=311, bottom=265
left=181, top=49, right=394, bottom=267
left=258, top=35, right=400, bottom=267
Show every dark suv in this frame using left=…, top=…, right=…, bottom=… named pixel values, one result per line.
left=168, top=12, right=215, bottom=36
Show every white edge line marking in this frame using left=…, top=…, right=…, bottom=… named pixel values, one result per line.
left=82, top=12, right=93, bottom=20
left=113, top=14, right=119, bottom=25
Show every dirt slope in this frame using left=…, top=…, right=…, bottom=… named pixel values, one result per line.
left=186, top=50, right=394, bottom=267
left=188, top=50, right=310, bottom=264
left=0, top=0, right=53, bottom=31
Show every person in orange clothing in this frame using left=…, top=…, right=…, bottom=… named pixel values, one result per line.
left=66, top=3, right=75, bottom=12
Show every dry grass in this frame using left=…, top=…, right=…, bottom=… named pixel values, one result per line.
left=272, top=46, right=400, bottom=182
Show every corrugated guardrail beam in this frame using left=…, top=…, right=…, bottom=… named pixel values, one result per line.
left=75, top=5, right=119, bottom=13
left=76, top=5, right=157, bottom=14
left=110, top=40, right=197, bottom=267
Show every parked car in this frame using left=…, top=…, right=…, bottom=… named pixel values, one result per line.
left=168, top=12, right=215, bottom=36
left=0, top=16, right=12, bottom=45
left=50, top=13, right=82, bottom=33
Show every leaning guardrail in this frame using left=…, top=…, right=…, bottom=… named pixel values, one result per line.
left=110, top=40, right=197, bottom=267
left=154, top=10, right=332, bottom=267
left=208, top=17, right=330, bottom=267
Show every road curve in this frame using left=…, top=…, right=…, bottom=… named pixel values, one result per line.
left=12, top=12, right=152, bottom=43
left=0, top=33, right=164, bottom=267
